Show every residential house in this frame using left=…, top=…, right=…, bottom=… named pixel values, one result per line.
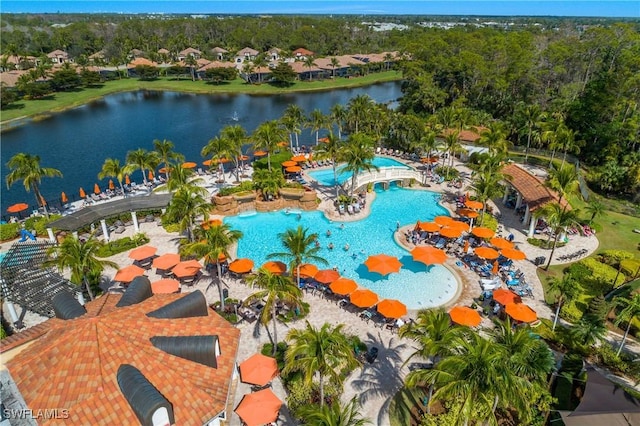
left=178, top=47, right=202, bottom=61
left=47, top=49, right=72, bottom=65
left=292, top=47, right=315, bottom=60
left=129, top=48, right=144, bottom=59
left=315, top=55, right=366, bottom=77
left=211, top=47, right=228, bottom=61
left=288, top=61, right=326, bottom=81
left=235, top=47, right=259, bottom=64
left=266, top=47, right=282, bottom=62
left=197, top=60, right=236, bottom=79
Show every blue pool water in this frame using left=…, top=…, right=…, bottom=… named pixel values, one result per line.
left=225, top=185, right=458, bottom=309
left=307, top=157, right=410, bottom=186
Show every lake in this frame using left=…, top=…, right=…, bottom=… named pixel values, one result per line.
left=0, top=81, right=402, bottom=217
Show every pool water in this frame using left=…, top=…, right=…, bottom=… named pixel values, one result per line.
left=307, top=157, right=410, bottom=186
left=225, top=184, right=458, bottom=309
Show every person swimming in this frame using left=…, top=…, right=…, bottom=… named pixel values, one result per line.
left=344, top=243, right=350, bottom=251
left=315, top=240, right=321, bottom=248
left=340, top=223, right=345, bottom=229
left=328, top=243, right=334, bottom=250
left=326, top=230, right=332, bottom=237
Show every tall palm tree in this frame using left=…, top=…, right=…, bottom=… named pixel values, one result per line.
left=540, top=202, right=581, bottom=270
left=98, top=158, right=127, bottom=196
left=557, top=126, right=582, bottom=168
left=330, top=104, right=347, bottom=139
left=221, top=125, right=247, bottom=182
left=585, top=199, right=606, bottom=225
left=478, top=122, right=510, bottom=156
left=470, top=170, right=504, bottom=226
left=346, top=95, right=374, bottom=135
left=45, top=234, right=118, bottom=300
left=303, top=56, right=317, bottom=81
left=153, top=139, right=184, bottom=180
left=313, top=132, right=344, bottom=198
left=185, top=222, right=242, bottom=311
left=329, top=57, right=340, bottom=78
left=569, top=316, right=606, bottom=347
left=297, top=397, right=371, bottom=426
left=613, top=293, right=640, bottom=356
left=546, top=164, right=580, bottom=209
left=308, top=109, right=328, bottom=146
left=202, top=135, right=232, bottom=183
left=413, top=128, right=440, bottom=160
left=6, top=153, right=63, bottom=219
left=184, top=55, right=197, bottom=81
left=164, top=184, right=210, bottom=242
left=284, top=321, right=360, bottom=407
left=252, top=120, right=287, bottom=171
left=165, top=165, right=200, bottom=192
left=547, top=274, right=579, bottom=331
left=282, top=104, right=305, bottom=149
left=268, top=225, right=327, bottom=288
left=340, top=133, right=378, bottom=195
left=245, top=268, right=302, bottom=354
left=516, top=103, right=543, bottom=164
left=441, top=131, right=463, bottom=172
left=125, top=148, right=158, bottom=188
left=253, top=168, right=285, bottom=201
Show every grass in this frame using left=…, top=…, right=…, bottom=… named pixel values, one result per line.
left=1, top=71, right=402, bottom=125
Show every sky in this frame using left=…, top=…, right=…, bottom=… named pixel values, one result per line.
left=1, top=1, right=638, bottom=18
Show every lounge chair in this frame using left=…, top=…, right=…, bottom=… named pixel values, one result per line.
left=435, top=238, right=446, bottom=249
left=347, top=204, right=354, bottom=215
left=338, top=204, right=345, bottom=215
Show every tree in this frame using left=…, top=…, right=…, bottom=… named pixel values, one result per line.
left=308, top=109, right=328, bottom=146
left=282, top=104, right=305, bottom=149
left=185, top=222, right=242, bottom=311
left=253, top=168, right=284, bottom=201
left=346, top=95, right=375, bottom=135
left=153, top=138, right=184, bottom=181
left=546, top=164, right=580, bottom=208
left=221, top=125, right=247, bottom=182
left=125, top=148, right=158, bottom=188
left=569, top=315, right=606, bottom=347
left=297, top=397, right=371, bottom=426
left=165, top=164, right=199, bottom=192
left=540, top=202, right=581, bottom=270
left=556, top=126, right=582, bottom=168
left=134, top=64, right=159, bottom=80
left=252, top=120, right=287, bottom=171
left=0, top=83, right=17, bottom=109
left=164, top=184, right=210, bottom=242
left=516, top=103, right=544, bottom=164
left=268, top=225, right=327, bottom=289
left=5, top=153, right=63, bottom=219
left=98, top=158, right=127, bottom=197
left=585, top=198, right=605, bottom=225
left=469, top=169, right=504, bottom=226
left=245, top=268, right=302, bottom=354
left=80, top=69, right=102, bottom=87
left=183, top=55, right=197, bottom=81
left=45, top=234, right=118, bottom=301
left=284, top=322, right=360, bottom=407
left=202, top=135, right=232, bottom=183
left=313, top=132, right=344, bottom=199
left=304, top=56, right=317, bottom=81
left=50, top=63, right=82, bottom=91
left=613, top=293, right=640, bottom=356
left=330, top=57, right=340, bottom=78
left=330, top=104, right=347, bottom=139
left=270, top=62, right=296, bottom=86
left=205, top=66, right=237, bottom=84
left=478, top=122, right=510, bottom=156
left=547, top=274, right=579, bottom=331
left=441, top=131, right=464, bottom=172
left=340, top=133, right=377, bottom=195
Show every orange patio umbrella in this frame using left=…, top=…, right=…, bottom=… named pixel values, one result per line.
left=148, top=170, right=154, bottom=180
left=350, top=289, right=379, bottom=308
left=314, top=269, right=340, bottom=284
left=296, top=263, right=319, bottom=278
left=277, top=141, right=288, bottom=147
left=364, top=254, right=403, bottom=276
left=253, top=150, right=267, bottom=157
left=421, top=156, right=439, bottom=163
left=234, top=388, right=282, bottom=426
left=128, top=245, right=157, bottom=261
left=150, top=278, right=180, bottom=294
left=505, top=303, right=537, bottom=323
left=79, top=187, right=86, bottom=198
left=285, top=166, right=302, bottom=173
left=94, top=183, right=101, bottom=194
left=125, top=174, right=131, bottom=185
left=434, top=215, right=453, bottom=226
left=201, top=218, right=223, bottom=230
left=439, top=226, right=463, bottom=239
left=172, top=259, right=202, bottom=278
left=238, top=155, right=250, bottom=161
left=108, top=180, right=115, bottom=190
left=229, top=258, right=254, bottom=274
left=448, top=220, right=469, bottom=232
left=490, top=237, right=514, bottom=250
left=7, top=203, right=29, bottom=213
left=449, top=306, right=482, bottom=327
left=329, top=277, right=358, bottom=295
left=261, top=261, right=287, bottom=275
left=472, top=227, right=495, bottom=239
left=318, top=137, right=330, bottom=143
left=152, top=253, right=181, bottom=270
left=465, top=199, right=484, bottom=210
left=474, top=246, right=500, bottom=260
left=181, top=162, right=197, bottom=169
left=159, top=167, right=170, bottom=174
left=282, top=160, right=297, bottom=167
left=61, top=192, right=68, bottom=204
left=458, top=208, right=479, bottom=219
left=492, top=288, right=521, bottom=305
left=501, top=248, right=527, bottom=261
left=201, top=160, right=212, bottom=167
left=238, top=353, right=279, bottom=387
left=411, top=246, right=447, bottom=266
left=291, top=155, right=306, bottom=162
left=418, top=222, right=441, bottom=233
left=377, top=299, right=407, bottom=319
left=114, top=265, right=145, bottom=283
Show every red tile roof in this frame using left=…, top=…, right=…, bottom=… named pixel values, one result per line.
left=5, top=293, right=241, bottom=425
left=292, top=48, right=314, bottom=57
left=441, top=127, right=488, bottom=143
left=502, top=163, right=570, bottom=212
left=128, top=57, right=158, bottom=67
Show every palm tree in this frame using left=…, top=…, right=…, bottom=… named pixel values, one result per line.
left=281, top=104, right=305, bottom=150
left=557, top=127, right=582, bottom=168
left=165, top=165, right=200, bottom=192
left=221, top=125, right=247, bottom=182
left=45, top=234, right=118, bottom=300
left=330, top=104, right=347, bottom=139
left=184, top=55, right=197, bottom=81
left=329, top=57, right=340, bottom=78
left=540, top=202, right=581, bottom=270
left=346, top=95, right=374, bottom=135
left=98, top=158, right=127, bottom=196
left=383, top=53, right=394, bottom=71
left=308, top=109, right=328, bottom=146
left=164, top=184, right=210, bottom=242
left=585, top=199, right=605, bottom=225
left=516, top=103, right=543, bottom=164
left=252, top=120, right=287, bottom=171
left=340, top=133, right=378, bottom=195
left=478, top=122, right=510, bottom=156
left=253, top=168, right=284, bottom=201
left=441, top=131, right=463, bottom=172
left=268, top=225, right=327, bottom=288
left=125, top=148, right=158, bottom=188
left=613, top=293, right=640, bottom=356
left=547, top=274, right=579, bottom=331
left=153, top=139, right=184, bottom=180
left=184, top=222, right=242, bottom=311
left=245, top=268, right=302, bottom=354
left=469, top=170, right=504, bottom=226
left=313, top=132, right=344, bottom=198
left=303, top=56, right=317, bottom=81
left=413, top=128, right=440, bottom=160
left=297, top=397, right=371, bottom=426
left=569, top=316, right=606, bottom=347
left=546, top=164, right=580, bottom=209
left=202, top=135, right=232, bottom=183
left=284, top=321, right=360, bottom=407
left=6, top=153, right=63, bottom=219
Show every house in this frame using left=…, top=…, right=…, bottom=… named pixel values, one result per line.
left=288, top=61, right=326, bottom=81
left=211, top=47, right=228, bottom=61
left=47, top=49, right=72, bottom=64
left=266, top=47, right=282, bottom=62
left=315, top=55, right=366, bottom=77
left=292, top=47, right=315, bottom=60
left=129, top=48, right=144, bottom=59
left=88, top=50, right=106, bottom=64
left=235, top=47, right=259, bottom=64
left=178, top=47, right=202, bottom=61
left=0, top=70, right=29, bottom=87
left=157, top=48, right=171, bottom=56
left=1, top=280, right=241, bottom=426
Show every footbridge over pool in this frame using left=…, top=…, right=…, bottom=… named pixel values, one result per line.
left=342, top=167, right=423, bottom=193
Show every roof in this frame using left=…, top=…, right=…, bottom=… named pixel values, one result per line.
left=179, top=47, right=202, bottom=56
left=289, top=61, right=323, bottom=74
left=502, top=163, right=569, bottom=212
left=157, top=48, right=170, bottom=54
left=49, top=193, right=172, bottom=231
left=237, top=47, right=259, bottom=56
left=292, top=48, right=314, bottom=56
left=198, top=61, right=237, bottom=72
left=441, top=127, right=488, bottom=143
left=128, top=57, right=158, bottom=67
left=315, top=55, right=366, bottom=70
left=5, top=291, right=241, bottom=425
left=47, top=50, right=68, bottom=58
left=211, top=47, right=228, bottom=53
left=0, top=70, right=29, bottom=87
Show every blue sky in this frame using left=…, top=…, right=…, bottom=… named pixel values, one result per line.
left=1, top=1, right=638, bottom=18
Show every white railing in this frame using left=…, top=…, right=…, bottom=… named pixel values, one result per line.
left=343, top=167, right=422, bottom=192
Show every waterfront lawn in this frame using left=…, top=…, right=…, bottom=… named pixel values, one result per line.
left=1, top=71, right=402, bottom=124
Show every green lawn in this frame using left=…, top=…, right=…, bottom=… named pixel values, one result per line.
left=1, top=71, right=402, bottom=125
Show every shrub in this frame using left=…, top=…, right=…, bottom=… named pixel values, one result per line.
left=577, top=257, right=626, bottom=289
left=478, top=214, right=498, bottom=231
left=218, top=181, right=254, bottom=196
left=620, top=259, right=640, bottom=278
left=527, top=237, right=567, bottom=250
left=599, top=250, right=635, bottom=266
left=95, top=233, right=150, bottom=257
left=434, top=165, right=459, bottom=180
left=560, top=299, right=585, bottom=322
left=0, top=223, right=20, bottom=241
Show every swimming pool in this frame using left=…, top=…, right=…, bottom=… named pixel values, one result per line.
left=307, top=157, right=410, bottom=186
left=225, top=185, right=459, bottom=309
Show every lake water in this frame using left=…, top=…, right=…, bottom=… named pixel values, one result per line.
left=0, top=81, right=402, bottom=216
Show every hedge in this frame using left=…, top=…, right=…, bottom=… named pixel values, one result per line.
left=96, top=234, right=150, bottom=257
left=0, top=223, right=20, bottom=241
left=620, top=259, right=640, bottom=278
left=575, top=257, right=626, bottom=290
left=599, top=249, right=636, bottom=266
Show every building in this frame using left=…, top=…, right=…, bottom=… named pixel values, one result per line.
left=234, top=47, right=259, bottom=64
left=292, top=48, right=314, bottom=60
left=47, top=50, right=72, bottom=65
